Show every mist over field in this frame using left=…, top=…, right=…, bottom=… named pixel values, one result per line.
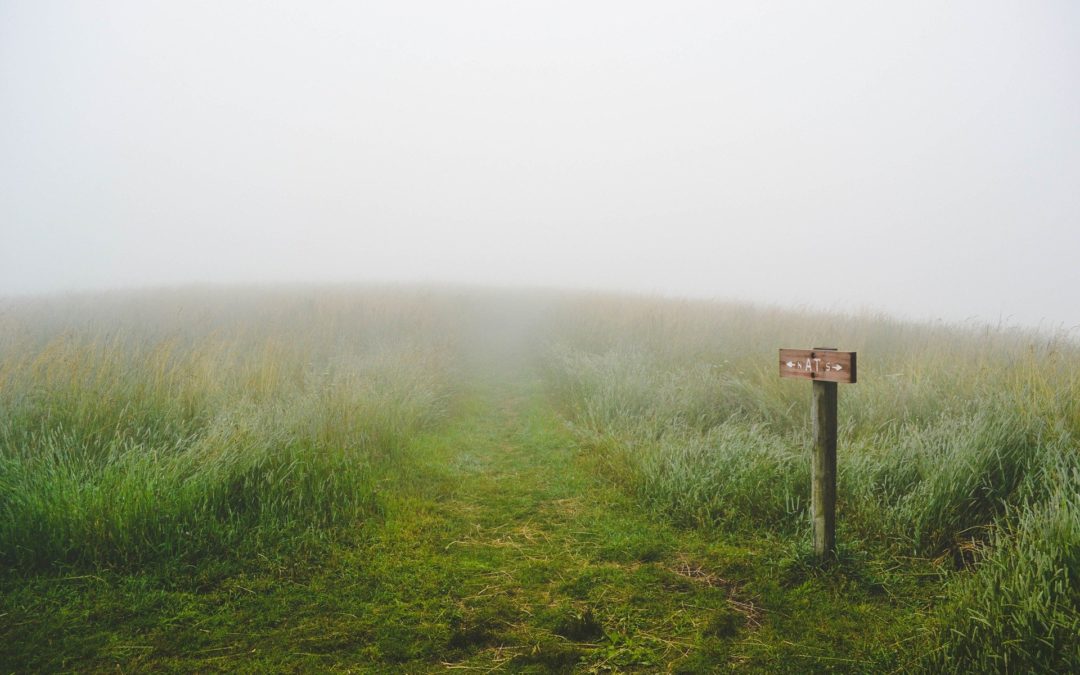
left=3, top=2, right=1080, bottom=672
left=2, top=1, right=1079, bottom=329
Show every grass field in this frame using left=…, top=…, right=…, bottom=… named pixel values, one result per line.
left=2, top=286, right=1077, bottom=672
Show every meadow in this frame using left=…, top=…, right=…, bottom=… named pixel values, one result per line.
left=1, top=286, right=1077, bottom=672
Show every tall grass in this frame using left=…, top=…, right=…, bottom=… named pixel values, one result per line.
left=0, top=287, right=456, bottom=571
left=929, top=450, right=1080, bottom=671
left=3, top=286, right=1078, bottom=670
left=541, top=294, right=1080, bottom=670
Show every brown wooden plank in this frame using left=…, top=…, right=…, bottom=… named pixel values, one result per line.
left=778, top=348, right=856, bottom=384
left=812, top=379, right=838, bottom=560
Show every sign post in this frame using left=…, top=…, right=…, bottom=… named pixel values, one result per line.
left=779, top=347, right=857, bottom=562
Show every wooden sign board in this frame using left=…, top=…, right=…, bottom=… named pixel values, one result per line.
left=779, top=349, right=856, bottom=384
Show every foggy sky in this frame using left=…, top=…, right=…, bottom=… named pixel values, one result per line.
left=2, top=1, right=1078, bottom=329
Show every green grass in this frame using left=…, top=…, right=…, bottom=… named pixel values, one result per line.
left=1, top=286, right=1077, bottom=671
left=0, top=328, right=448, bottom=572
left=542, top=294, right=1080, bottom=672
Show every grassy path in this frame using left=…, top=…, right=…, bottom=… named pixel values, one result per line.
left=1, top=369, right=922, bottom=672
left=335, top=371, right=752, bottom=671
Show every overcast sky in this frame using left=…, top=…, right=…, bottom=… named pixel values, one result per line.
left=2, top=1, right=1078, bottom=329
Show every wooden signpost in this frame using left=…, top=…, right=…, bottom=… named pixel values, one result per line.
left=779, top=347, right=857, bottom=561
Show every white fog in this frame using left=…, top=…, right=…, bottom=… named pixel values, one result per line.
left=2, top=1, right=1078, bottom=329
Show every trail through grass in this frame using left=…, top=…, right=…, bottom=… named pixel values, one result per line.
left=1, top=365, right=929, bottom=672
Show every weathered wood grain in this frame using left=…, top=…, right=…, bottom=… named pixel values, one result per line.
left=812, top=379, right=837, bottom=560
left=779, top=348, right=856, bottom=384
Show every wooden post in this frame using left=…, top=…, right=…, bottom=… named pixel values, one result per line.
left=811, top=350, right=838, bottom=561
left=778, top=346, right=856, bottom=564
